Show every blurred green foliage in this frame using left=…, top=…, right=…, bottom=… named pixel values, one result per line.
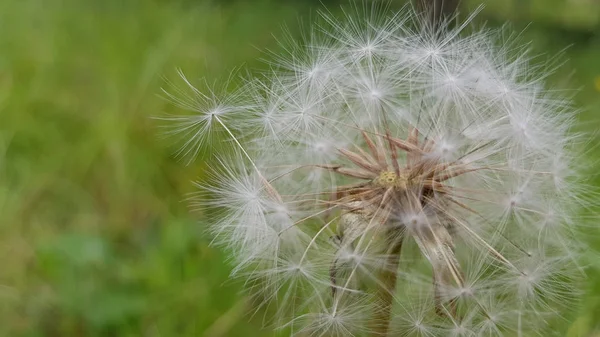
left=465, top=0, right=600, bottom=30
left=0, top=0, right=598, bottom=336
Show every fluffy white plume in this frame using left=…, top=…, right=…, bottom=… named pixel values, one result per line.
left=164, top=4, right=590, bottom=336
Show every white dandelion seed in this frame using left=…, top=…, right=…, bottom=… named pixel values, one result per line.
left=161, top=4, right=592, bottom=337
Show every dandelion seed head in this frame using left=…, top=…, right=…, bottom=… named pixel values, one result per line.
left=162, top=4, right=591, bottom=336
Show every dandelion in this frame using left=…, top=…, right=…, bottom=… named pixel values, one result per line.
left=162, top=4, right=590, bottom=336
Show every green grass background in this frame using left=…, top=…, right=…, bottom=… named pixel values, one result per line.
left=0, top=0, right=598, bottom=336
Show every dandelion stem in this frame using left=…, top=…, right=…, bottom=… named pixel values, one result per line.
left=369, top=234, right=403, bottom=337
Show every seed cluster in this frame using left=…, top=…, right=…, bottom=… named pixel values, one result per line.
left=162, top=5, right=588, bottom=336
